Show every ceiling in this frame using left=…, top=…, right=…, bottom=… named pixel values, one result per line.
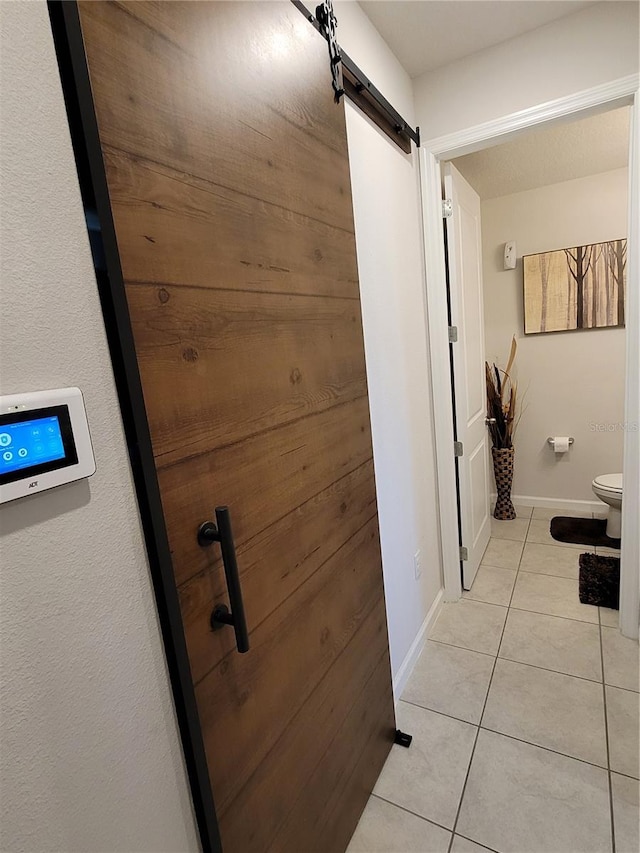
left=358, top=1, right=596, bottom=78
left=451, top=106, right=630, bottom=199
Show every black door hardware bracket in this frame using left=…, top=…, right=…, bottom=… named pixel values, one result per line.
left=394, top=729, right=413, bottom=748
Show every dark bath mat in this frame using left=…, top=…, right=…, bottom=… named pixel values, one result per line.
left=550, top=516, right=621, bottom=549
left=579, top=552, right=620, bottom=609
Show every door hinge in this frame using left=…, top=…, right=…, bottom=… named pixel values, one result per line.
left=454, top=440, right=464, bottom=457
left=442, top=198, right=453, bottom=218
left=459, top=546, right=468, bottom=561
left=448, top=325, right=458, bottom=343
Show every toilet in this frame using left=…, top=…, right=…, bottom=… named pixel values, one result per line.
left=592, top=473, right=623, bottom=538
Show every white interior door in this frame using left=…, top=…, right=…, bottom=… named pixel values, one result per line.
left=444, top=163, right=491, bottom=589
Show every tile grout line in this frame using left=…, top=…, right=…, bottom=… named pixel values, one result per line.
left=398, top=698, right=614, bottom=773
left=491, top=514, right=529, bottom=675
left=444, top=643, right=502, bottom=851
left=478, top=725, right=611, bottom=772
left=479, top=566, right=582, bottom=583
left=424, top=511, right=621, bottom=853
left=371, top=792, right=502, bottom=853
left=426, top=637, right=498, bottom=657
left=436, top=606, right=600, bottom=629
left=515, top=508, right=533, bottom=578
left=599, top=682, right=640, bottom=696
left=502, top=511, right=532, bottom=609
left=454, top=833, right=501, bottom=853
left=445, top=722, right=480, bottom=853
left=492, top=654, right=606, bottom=686
left=374, top=513, right=624, bottom=850
left=598, top=767, right=640, bottom=782
left=369, top=793, right=452, bottom=838
left=450, top=511, right=548, bottom=851
left=400, top=697, right=477, bottom=727
left=464, top=520, right=599, bottom=621
left=444, top=517, right=526, bottom=853
left=509, top=602, right=599, bottom=625
left=598, top=609, right=617, bottom=853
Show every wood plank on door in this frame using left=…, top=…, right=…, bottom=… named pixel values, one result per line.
left=126, top=282, right=369, bottom=465
left=103, top=147, right=361, bottom=300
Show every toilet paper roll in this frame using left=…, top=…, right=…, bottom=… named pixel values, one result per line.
left=552, top=436, right=570, bottom=453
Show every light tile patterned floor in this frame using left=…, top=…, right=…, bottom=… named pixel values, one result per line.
left=348, top=508, right=639, bottom=853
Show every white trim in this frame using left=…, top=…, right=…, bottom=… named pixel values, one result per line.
left=420, top=76, right=640, bottom=639
left=505, top=495, right=606, bottom=514
left=419, top=149, right=462, bottom=602
left=392, top=588, right=443, bottom=704
left=620, top=97, right=640, bottom=641
left=423, top=75, right=639, bottom=160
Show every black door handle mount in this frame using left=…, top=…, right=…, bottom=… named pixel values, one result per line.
left=197, top=506, right=249, bottom=653
left=197, top=520, right=220, bottom=547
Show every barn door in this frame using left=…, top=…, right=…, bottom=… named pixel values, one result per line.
left=76, top=1, right=395, bottom=850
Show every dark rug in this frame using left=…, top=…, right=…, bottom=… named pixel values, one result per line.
left=579, top=553, right=620, bottom=609
left=550, top=516, right=621, bottom=549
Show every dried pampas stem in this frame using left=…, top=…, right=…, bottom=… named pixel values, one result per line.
left=486, top=336, right=519, bottom=449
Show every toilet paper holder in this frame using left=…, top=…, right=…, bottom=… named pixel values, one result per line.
left=547, top=436, right=574, bottom=447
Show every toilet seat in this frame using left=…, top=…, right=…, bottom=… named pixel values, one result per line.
left=592, top=473, right=623, bottom=495
left=592, top=474, right=623, bottom=539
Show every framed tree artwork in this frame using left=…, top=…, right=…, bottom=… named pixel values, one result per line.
left=523, top=239, right=627, bottom=334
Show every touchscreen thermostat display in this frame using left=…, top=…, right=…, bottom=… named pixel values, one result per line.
left=1, top=410, right=72, bottom=478
left=0, top=389, right=94, bottom=503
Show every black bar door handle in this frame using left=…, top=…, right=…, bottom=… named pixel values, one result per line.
left=197, top=506, right=249, bottom=653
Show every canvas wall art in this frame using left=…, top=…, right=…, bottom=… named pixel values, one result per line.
left=523, top=239, right=627, bottom=334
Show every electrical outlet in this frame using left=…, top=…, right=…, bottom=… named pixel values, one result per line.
left=413, top=549, right=422, bottom=580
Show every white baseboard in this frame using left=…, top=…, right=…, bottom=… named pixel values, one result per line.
left=392, top=588, right=444, bottom=705
left=491, top=493, right=605, bottom=514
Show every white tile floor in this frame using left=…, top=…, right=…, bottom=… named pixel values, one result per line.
left=348, top=506, right=639, bottom=853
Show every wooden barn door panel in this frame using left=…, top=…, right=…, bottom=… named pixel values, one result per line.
left=77, top=2, right=395, bottom=851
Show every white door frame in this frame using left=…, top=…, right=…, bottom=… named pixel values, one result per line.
left=419, top=74, right=640, bottom=638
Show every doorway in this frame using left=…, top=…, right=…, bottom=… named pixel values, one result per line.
left=446, top=107, right=630, bottom=593
left=421, top=81, right=639, bottom=639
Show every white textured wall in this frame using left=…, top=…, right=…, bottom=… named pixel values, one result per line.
left=482, top=168, right=628, bottom=501
left=0, top=3, right=198, bottom=851
left=414, top=2, right=640, bottom=140
left=335, top=0, right=415, bottom=119
left=335, top=2, right=443, bottom=684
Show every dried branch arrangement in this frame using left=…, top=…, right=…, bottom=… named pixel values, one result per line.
left=486, top=336, right=519, bottom=449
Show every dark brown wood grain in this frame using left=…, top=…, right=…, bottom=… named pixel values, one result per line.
left=104, top=148, right=361, bottom=299
left=80, top=1, right=356, bottom=231
left=78, top=2, right=394, bottom=850
left=126, top=283, right=368, bottom=465
left=158, top=395, right=375, bottom=587
left=180, top=459, right=378, bottom=683
left=267, top=647, right=395, bottom=853
left=195, top=517, right=383, bottom=815
left=232, top=617, right=394, bottom=853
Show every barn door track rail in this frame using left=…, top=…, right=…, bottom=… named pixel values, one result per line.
left=292, top=0, right=420, bottom=153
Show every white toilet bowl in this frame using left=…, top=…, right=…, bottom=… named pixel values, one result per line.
left=592, top=473, right=623, bottom=539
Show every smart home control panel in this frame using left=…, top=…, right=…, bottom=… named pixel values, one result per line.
left=0, top=388, right=95, bottom=504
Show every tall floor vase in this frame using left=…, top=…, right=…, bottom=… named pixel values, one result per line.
left=492, top=447, right=516, bottom=520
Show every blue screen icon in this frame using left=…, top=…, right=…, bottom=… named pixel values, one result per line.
left=0, top=416, right=65, bottom=475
